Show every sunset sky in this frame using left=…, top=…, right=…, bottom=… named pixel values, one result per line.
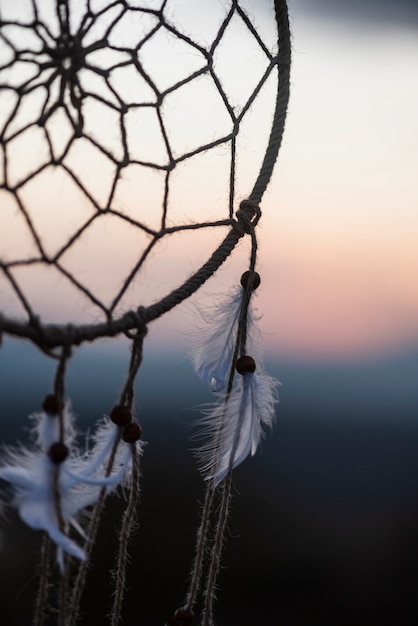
left=1, top=0, right=417, bottom=362
left=151, top=0, right=418, bottom=360
left=1, top=6, right=417, bottom=622
left=256, top=0, right=418, bottom=359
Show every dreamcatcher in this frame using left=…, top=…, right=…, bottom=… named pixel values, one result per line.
left=0, top=0, right=291, bottom=624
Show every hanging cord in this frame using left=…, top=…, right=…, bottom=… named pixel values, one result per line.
left=68, top=324, right=147, bottom=626
left=67, top=431, right=122, bottom=625
left=53, top=344, right=72, bottom=626
left=184, top=484, right=216, bottom=614
left=110, top=326, right=147, bottom=626
left=33, top=534, right=52, bottom=626
left=32, top=342, right=72, bottom=626
left=0, top=2, right=292, bottom=624
left=170, top=206, right=259, bottom=626
left=199, top=227, right=258, bottom=626
left=200, top=473, right=233, bottom=626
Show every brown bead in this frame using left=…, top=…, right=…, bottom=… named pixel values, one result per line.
left=171, top=607, right=194, bottom=626
left=48, top=442, right=69, bottom=464
left=42, top=394, right=60, bottom=415
left=240, top=270, right=261, bottom=290
left=110, top=404, right=132, bottom=426
left=122, top=422, right=142, bottom=443
left=236, top=355, right=256, bottom=374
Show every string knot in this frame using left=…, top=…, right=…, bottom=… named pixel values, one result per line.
left=235, top=200, right=261, bottom=234
left=121, top=307, right=148, bottom=339
left=134, top=306, right=148, bottom=333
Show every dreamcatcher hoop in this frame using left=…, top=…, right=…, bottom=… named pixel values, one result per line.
left=0, top=0, right=290, bottom=349
left=0, top=1, right=291, bottom=624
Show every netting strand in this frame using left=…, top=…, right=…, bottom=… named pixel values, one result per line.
left=0, top=1, right=291, bottom=624
left=0, top=0, right=290, bottom=350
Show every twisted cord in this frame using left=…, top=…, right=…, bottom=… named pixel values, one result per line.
left=0, top=206, right=255, bottom=350
left=58, top=557, right=69, bottom=626
left=182, top=213, right=258, bottom=622
left=110, top=444, right=141, bottom=626
left=200, top=474, right=233, bottom=626
left=50, top=346, right=73, bottom=626
left=0, top=3, right=292, bottom=625
left=249, top=0, right=291, bottom=205
left=53, top=343, right=72, bottom=440
left=68, top=328, right=146, bottom=625
left=0, top=0, right=290, bottom=353
left=119, top=323, right=148, bottom=407
left=185, top=485, right=216, bottom=612
left=67, top=430, right=122, bottom=625
left=33, top=535, right=52, bottom=626
left=111, top=328, right=146, bottom=625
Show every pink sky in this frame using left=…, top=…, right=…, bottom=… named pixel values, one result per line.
left=1, top=3, right=417, bottom=362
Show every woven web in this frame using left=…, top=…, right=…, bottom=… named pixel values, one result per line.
left=0, top=0, right=290, bottom=350
left=0, top=3, right=291, bottom=623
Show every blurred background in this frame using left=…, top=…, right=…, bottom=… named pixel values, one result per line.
left=1, top=0, right=418, bottom=624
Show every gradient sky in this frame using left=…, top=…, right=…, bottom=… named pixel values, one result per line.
left=255, top=0, right=418, bottom=359
left=1, top=0, right=417, bottom=361
left=152, top=0, right=418, bottom=360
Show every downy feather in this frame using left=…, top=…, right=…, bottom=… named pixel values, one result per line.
left=0, top=410, right=139, bottom=569
left=197, top=369, right=279, bottom=486
left=191, top=289, right=256, bottom=392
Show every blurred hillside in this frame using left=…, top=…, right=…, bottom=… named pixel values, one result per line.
left=0, top=338, right=417, bottom=624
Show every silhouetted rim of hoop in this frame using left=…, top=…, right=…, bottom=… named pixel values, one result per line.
left=0, top=0, right=291, bottom=351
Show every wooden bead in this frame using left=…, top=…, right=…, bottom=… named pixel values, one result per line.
left=42, top=394, right=60, bottom=415
left=240, top=270, right=261, bottom=290
left=110, top=404, right=132, bottom=426
left=169, top=607, right=194, bottom=625
left=236, top=355, right=256, bottom=374
left=48, top=442, right=69, bottom=464
left=122, top=422, right=142, bottom=443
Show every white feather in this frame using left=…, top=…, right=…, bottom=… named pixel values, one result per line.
left=197, top=369, right=279, bottom=486
left=191, top=289, right=256, bottom=392
left=0, top=410, right=140, bottom=570
left=30, top=404, right=76, bottom=451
